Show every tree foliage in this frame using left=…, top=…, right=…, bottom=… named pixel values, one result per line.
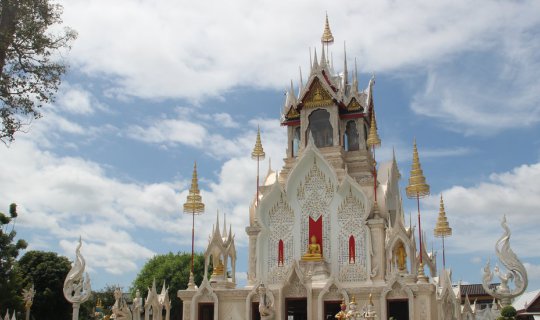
left=131, top=252, right=206, bottom=320
left=80, top=284, right=118, bottom=320
left=0, top=0, right=76, bottom=142
left=18, top=250, right=72, bottom=320
left=498, top=305, right=517, bottom=320
left=0, top=203, right=27, bottom=313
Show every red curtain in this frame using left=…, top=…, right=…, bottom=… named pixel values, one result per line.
left=309, top=216, right=323, bottom=255
left=349, top=235, right=355, bottom=263
left=278, top=239, right=284, bottom=266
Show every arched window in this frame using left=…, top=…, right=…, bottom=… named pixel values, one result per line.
left=292, top=126, right=300, bottom=157
left=278, top=240, right=284, bottom=266
left=345, top=121, right=359, bottom=151
left=307, top=109, right=333, bottom=148
left=348, top=235, right=355, bottom=264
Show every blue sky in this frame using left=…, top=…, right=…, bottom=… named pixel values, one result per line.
left=2, top=0, right=540, bottom=293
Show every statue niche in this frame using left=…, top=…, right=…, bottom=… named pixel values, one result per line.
left=307, top=109, right=333, bottom=148
left=394, top=241, right=407, bottom=272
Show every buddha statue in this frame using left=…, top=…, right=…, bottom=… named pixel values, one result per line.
left=212, top=258, right=225, bottom=275
left=395, top=242, right=407, bottom=272
left=302, top=235, right=322, bottom=261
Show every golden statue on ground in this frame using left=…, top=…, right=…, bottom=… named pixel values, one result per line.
left=302, top=235, right=322, bottom=261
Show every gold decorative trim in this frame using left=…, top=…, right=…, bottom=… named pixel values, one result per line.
left=302, top=78, right=333, bottom=109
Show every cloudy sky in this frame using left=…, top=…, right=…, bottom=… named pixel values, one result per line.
left=3, top=0, right=540, bottom=292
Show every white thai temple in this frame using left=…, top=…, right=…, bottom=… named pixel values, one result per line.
left=177, top=16, right=491, bottom=320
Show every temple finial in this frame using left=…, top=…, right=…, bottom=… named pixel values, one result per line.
left=299, top=66, right=304, bottom=94
left=183, top=162, right=205, bottom=214
left=434, top=194, right=452, bottom=237
left=405, top=139, right=430, bottom=199
left=321, top=13, right=335, bottom=45
left=343, top=42, right=348, bottom=86
left=251, top=126, right=266, bottom=160
left=366, top=108, right=381, bottom=148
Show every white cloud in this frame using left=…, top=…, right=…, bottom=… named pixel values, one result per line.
left=422, top=162, right=540, bottom=258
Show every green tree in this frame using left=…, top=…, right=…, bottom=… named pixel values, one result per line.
left=18, top=250, right=71, bottom=320
left=0, top=0, right=76, bottom=143
left=131, top=252, right=206, bottom=320
left=0, top=203, right=27, bottom=313
left=498, top=305, right=517, bottom=320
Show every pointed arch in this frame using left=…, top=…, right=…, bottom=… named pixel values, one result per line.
left=317, top=278, right=349, bottom=318
left=380, top=275, right=415, bottom=320
left=191, top=280, right=219, bottom=320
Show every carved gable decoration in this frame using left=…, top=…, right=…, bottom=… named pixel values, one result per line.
left=283, top=272, right=307, bottom=298
left=346, top=98, right=363, bottom=112
left=302, top=77, right=334, bottom=109
left=286, top=106, right=300, bottom=120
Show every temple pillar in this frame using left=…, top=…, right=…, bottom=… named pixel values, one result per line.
left=368, top=218, right=386, bottom=282
left=246, top=225, right=260, bottom=286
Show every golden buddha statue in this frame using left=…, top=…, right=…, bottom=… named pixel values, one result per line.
left=302, top=235, right=322, bottom=261
left=212, top=258, right=225, bottom=275
left=395, top=242, right=407, bottom=272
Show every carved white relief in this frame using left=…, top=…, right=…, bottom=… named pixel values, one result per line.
left=338, top=190, right=368, bottom=282
left=284, top=273, right=307, bottom=298
left=267, top=195, right=294, bottom=284
left=297, top=159, right=334, bottom=261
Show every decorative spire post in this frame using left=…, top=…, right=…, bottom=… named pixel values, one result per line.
left=434, top=194, right=452, bottom=269
left=366, top=107, right=381, bottom=216
left=482, top=216, right=528, bottom=306
left=321, top=13, right=334, bottom=64
left=405, top=140, right=430, bottom=282
left=251, top=126, right=266, bottom=206
left=183, top=162, right=205, bottom=289
left=22, top=284, right=35, bottom=320
left=63, top=238, right=91, bottom=320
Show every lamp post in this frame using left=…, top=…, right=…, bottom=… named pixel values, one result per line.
left=183, top=162, right=205, bottom=289
left=405, top=140, right=430, bottom=282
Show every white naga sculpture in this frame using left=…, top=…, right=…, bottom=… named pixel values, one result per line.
left=22, top=284, right=35, bottom=320
left=112, top=288, right=133, bottom=320
left=63, top=238, right=92, bottom=320
left=482, top=216, right=528, bottom=306
left=258, top=284, right=275, bottom=320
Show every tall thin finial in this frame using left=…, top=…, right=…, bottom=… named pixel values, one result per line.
left=252, top=126, right=266, bottom=206
left=321, top=13, right=335, bottom=45
left=183, top=161, right=205, bottom=289
left=183, top=162, right=205, bottom=214
left=299, top=66, right=304, bottom=92
left=353, top=57, right=359, bottom=93
left=251, top=126, right=266, bottom=160
left=405, top=140, right=430, bottom=198
left=366, top=109, right=381, bottom=148
left=434, top=194, right=452, bottom=269
left=343, top=42, right=348, bottom=86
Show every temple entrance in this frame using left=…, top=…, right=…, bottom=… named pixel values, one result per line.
left=285, top=298, right=307, bottom=320
left=324, top=301, right=342, bottom=320
left=252, top=301, right=261, bottom=320
left=198, top=303, right=214, bottom=320
left=387, top=299, right=409, bottom=320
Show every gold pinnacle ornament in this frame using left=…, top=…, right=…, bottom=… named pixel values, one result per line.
left=183, top=162, right=205, bottom=214
left=251, top=126, right=266, bottom=160
left=321, top=13, right=334, bottom=45
left=366, top=109, right=381, bottom=148
left=183, top=162, right=205, bottom=284
left=434, top=195, right=452, bottom=238
left=434, top=194, right=452, bottom=269
left=406, top=139, right=430, bottom=199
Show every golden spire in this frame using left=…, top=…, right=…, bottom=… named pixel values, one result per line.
left=366, top=109, right=381, bottom=148
left=321, top=13, right=334, bottom=45
left=251, top=126, right=266, bottom=160
left=434, top=194, right=452, bottom=237
left=405, top=139, right=430, bottom=199
left=183, top=162, right=205, bottom=214
left=350, top=295, right=356, bottom=305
